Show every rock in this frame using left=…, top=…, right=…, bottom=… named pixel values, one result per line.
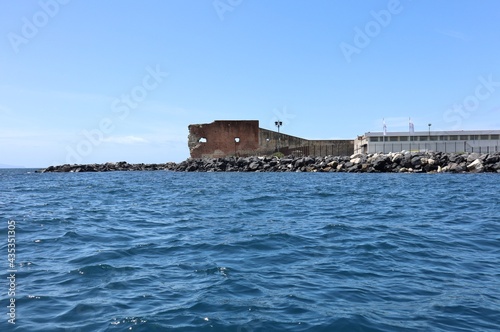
left=467, top=153, right=481, bottom=163
left=485, top=155, right=499, bottom=164
left=467, top=159, right=484, bottom=173
left=391, top=153, right=403, bottom=164
left=479, top=153, right=489, bottom=162
left=304, top=157, right=315, bottom=165
left=411, top=156, right=422, bottom=167
left=446, top=163, right=461, bottom=173
left=294, top=158, right=305, bottom=168
left=372, top=157, right=387, bottom=171
left=361, top=163, right=371, bottom=172
left=350, top=153, right=363, bottom=159
left=327, top=160, right=338, bottom=168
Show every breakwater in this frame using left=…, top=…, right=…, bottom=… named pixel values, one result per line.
left=39, top=151, right=500, bottom=173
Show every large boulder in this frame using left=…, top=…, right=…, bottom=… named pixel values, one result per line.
left=467, top=153, right=481, bottom=163
left=372, top=157, right=387, bottom=171
left=411, top=156, right=422, bottom=168
left=467, top=159, right=484, bottom=173
left=248, top=161, right=260, bottom=171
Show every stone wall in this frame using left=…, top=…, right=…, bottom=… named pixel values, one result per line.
left=188, top=120, right=260, bottom=158
left=257, top=128, right=309, bottom=155
left=188, top=120, right=354, bottom=158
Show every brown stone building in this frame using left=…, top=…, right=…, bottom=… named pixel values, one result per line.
left=188, top=120, right=353, bottom=158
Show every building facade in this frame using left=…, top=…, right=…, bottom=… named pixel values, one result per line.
left=354, top=130, right=500, bottom=154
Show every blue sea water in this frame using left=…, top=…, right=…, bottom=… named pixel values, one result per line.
left=1, top=169, right=499, bottom=332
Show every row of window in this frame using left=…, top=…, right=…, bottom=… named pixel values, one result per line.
left=370, top=134, right=500, bottom=142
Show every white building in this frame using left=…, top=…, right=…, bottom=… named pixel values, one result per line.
left=354, top=130, right=500, bottom=154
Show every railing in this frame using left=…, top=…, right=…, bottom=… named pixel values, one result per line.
left=369, top=141, right=500, bottom=154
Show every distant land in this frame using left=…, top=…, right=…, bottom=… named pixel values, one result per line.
left=0, top=164, right=26, bottom=168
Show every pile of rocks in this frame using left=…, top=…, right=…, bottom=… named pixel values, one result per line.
left=39, top=151, right=500, bottom=173
left=39, top=161, right=178, bottom=173
left=173, top=151, right=500, bottom=173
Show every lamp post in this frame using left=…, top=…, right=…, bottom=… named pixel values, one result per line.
left=275, top=120, right=282, bottom=152
left=428, top=123, right=431, bottom=151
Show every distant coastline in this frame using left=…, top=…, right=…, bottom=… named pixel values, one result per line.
left=0, top=164, right=26, bottom=169
left=38, top=151, right=500, bottom=174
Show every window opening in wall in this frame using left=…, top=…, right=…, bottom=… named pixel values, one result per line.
left=199, top=137, right=207, bottom=143
left=234, top=137, right=240, bottom=143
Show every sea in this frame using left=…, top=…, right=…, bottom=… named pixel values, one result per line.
left=1, top=169, right=499, bottom=332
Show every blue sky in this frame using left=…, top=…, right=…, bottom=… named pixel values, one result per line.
left=1, top=0, right=500, bottom=167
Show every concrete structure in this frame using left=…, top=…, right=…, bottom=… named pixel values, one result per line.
left=354, top=130, right=500, bottom=154
left=188, top=120, right=353, bottom=158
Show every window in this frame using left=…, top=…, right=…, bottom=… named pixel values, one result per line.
left=491, top=134, right=499, bottom=140
left=234, top=137, right=240, bottom=143
left=460, top=135, right=468, bottom=140
left=369, top=137, right=379, bottom=142
left=389, top=136, right=398, bottom=142
left=199, top=137, right=207, bottom=143
left=439, top=136, right=448, bottom=141
left=419, top=136, right=428, bottom=141
left=470, top=135, right=479, bottom=140
left=480, top=135, right=489, bottom=140
left=430, top=136, right=438, bottom=141
left=399, top=136, right=408, bottom=141
left=449, top=135, right=458, bottom=140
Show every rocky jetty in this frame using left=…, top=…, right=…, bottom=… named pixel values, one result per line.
left=39, top=151, right=500, bottom=173
left=39, top=161, right=178, bottom=173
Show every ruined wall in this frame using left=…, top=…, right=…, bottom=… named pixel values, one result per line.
left=188, top=120, right=260, bottom=158
left=257, top=128, right=308, bottom=155
left=257, top=129, right=353, bottom=156
left=188, top=120, right=354, bottom=158
left=305, top=140, right=354, bottom=157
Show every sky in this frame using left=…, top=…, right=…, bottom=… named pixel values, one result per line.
left=1, top=0, right=500, bottom=167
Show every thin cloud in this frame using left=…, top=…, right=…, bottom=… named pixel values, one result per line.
left=102, top=136, right=149, bottom=144
left=436, top=29, right=469, bottom=41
